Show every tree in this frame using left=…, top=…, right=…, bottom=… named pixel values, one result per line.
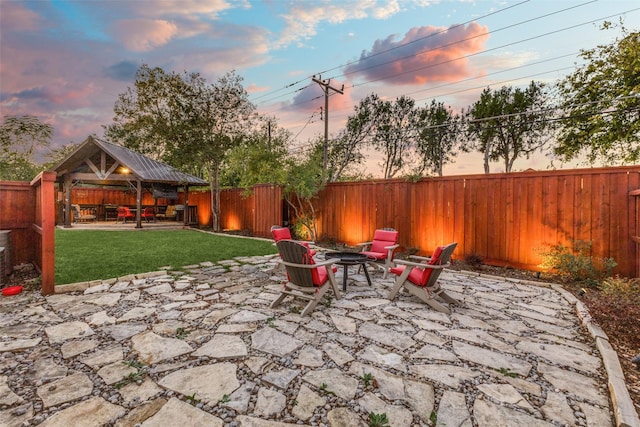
left=414, top=100, right=462, bottom=176
left=104, top=65, right=195, bottom=161
left=345, top=94, right=418, bottom=179
left=466, top=81, right=551, bottom=173
left=282, top=143, right=326, bottom=241
left=0, top=115, right=52, bottom=180
left=325, top=101, right=375, bottom=182
left=555, top=26, right=640, bottom=165
left=221, top=116, right=290, bottom=189
left=371, top=95, right=418, bottom=179
left=43, top=142, right=81, bottom=170
left=105, top=65, right=256, bottom=231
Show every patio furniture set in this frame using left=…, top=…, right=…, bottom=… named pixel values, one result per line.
left=270, top=225, right=458, bottom=316
left=71, top=204, right=182, bottom=224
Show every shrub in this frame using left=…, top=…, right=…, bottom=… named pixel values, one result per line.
left=464, top=253, right=484, bottom=270
left=600, top=276, right=640, bottom=304
left=538, top=240, right=617, bottom=287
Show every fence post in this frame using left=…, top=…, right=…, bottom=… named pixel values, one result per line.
left=33, top=171, right=57, bottom=295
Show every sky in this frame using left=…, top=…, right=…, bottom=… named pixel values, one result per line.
left=1, top=0, right=638, bottom=176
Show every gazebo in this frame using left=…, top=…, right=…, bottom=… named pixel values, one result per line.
left=53, top=136, right=208, bottom=228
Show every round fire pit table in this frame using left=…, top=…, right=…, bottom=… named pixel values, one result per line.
left=324, top=252, right=375, bottom=292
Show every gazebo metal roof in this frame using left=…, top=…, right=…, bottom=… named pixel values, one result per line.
left=53, top=136, right=208, bottom=186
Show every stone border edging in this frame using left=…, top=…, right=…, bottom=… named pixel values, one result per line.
left=450, top=268, right=640, bottom=427
left=55, top=270, right=168, bottom=294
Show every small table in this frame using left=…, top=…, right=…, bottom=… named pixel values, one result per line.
left=325, top=252, right=374, bottom=292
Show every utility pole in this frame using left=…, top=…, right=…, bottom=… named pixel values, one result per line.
left=312, top=75, right=344, bottom=174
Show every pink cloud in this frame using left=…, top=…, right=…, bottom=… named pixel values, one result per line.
left=111, top=19, right=178, bottom=52
left=343, top=22, right=489, bottom=85
left=247, top=84, right=270, bottom=94
left=0, top=2, right=43, bottom=32
left=287, top=80, right=352, bottom=114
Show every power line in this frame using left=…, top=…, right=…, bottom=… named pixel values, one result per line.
left=330, top=0, right=596, bottom=82
left=317, top=0, right=533, bottom=78
left=250, top=0, right=531, bottom=106
left=263, top=7, right=637, bottom=119
left=348, top=7, right=640, bottom=90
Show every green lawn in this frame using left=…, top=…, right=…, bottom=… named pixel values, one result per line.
left=55, top=229, right=278, bottom=285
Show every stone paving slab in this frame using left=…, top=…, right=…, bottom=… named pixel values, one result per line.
left=0, top=252, right=638, bottom=426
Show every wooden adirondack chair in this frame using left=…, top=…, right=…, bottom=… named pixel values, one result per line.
left=387, top=242, right=459, bottom=313
left=271, top=225, right=316, bottom=254
left=271, top=240, right=340, bottom=316
left=357, top=228, right=399, bottom=279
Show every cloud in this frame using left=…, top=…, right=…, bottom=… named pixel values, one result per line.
left=343, top=22, right=489, bottom=85
left=247, top=84, right=269, bottom=94
left=111, top=19, right=179, bottom=51
left=104, top=61, right=140, bottom=81
left=0, top=2, right=43, bottom=32
left=286, top=80, right=352, bottom=114
left=274, top=0, right=404, bottom=49
left=129, top=0, right=242, bottom=19
left=9, top=80, right=97, bottom=107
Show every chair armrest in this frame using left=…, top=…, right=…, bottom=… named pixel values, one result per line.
left=384, top=244, right=400, bottom=251
left=394, top=259, right=450, bottom=269
left=280, top=258, right=339, bottom=269
left=355, top=241, right=372, bottom=249
left=295, top=240, right=315, bottom=245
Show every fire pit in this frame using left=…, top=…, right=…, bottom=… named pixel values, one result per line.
left=324, top=252, right=375, bottom=291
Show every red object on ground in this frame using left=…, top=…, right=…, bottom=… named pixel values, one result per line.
left=2, top=285, right=23, bottom=296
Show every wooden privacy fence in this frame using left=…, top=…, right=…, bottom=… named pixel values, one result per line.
left=0, top=172, right=56, bottom=294
left=312, top=166, right=639, bottom=277
left=215, top=166, right=639, bottom=277
left=1, top=165, right=638, bottom=292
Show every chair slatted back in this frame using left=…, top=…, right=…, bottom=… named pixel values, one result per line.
left=423, top=242, right=457, bottom=288
left=276, top=240, right=315, bottom=287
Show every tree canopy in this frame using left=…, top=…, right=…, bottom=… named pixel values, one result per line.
left=414, top=100, right=463, bottom=177
left=555, top=26, right=640, bottom=165
left=466, top=81, right=552, bottom=173
left=104, top=65, right=256, bottom=230
left=0, top=115, right=52, bottom=181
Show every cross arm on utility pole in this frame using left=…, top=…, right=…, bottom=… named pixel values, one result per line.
left=312, top=75, right=344, bottom=176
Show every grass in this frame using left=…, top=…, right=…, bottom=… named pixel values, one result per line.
left=55, top=229, right=278, bottom=285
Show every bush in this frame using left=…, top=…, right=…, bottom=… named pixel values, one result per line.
left=600, top=276, right=640, bottom=303
left=464, top=253, right=484, bottom=270
left=538, top=240, right=617, bottom=287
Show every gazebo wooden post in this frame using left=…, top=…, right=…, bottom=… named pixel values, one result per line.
left=184, top=185, right=189, bottom=226
left=64, top=175, right=72, bottom=228
left=135, top=179, right=142, bottom=228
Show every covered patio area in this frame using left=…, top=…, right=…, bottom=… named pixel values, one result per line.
left=52, top=136, right=208, bottom=229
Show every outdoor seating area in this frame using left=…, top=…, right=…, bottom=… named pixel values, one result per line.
left=269, top=226, right=460, bottom=315
left=0, top=251, right=620, bottom=426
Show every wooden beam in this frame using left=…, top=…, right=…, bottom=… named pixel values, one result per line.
left=69, top=173, right=131, bottom=181
left=136, top=179, right=142, bottom=228
left=103, top=161, right=120, bottom=180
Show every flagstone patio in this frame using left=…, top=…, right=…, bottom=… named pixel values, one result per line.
left=0, top=252, right=637, bottom=426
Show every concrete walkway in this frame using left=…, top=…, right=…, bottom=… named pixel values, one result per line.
left=0, top=253, right=637, bottom=427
